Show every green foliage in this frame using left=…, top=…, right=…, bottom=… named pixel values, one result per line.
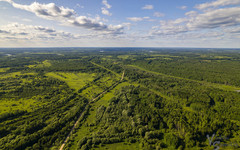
left=164, top=133, right=180, bottom=149
left=1, top=48, right=240, bottom=150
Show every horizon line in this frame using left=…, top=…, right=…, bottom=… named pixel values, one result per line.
left=0, top=47, right=240, bottom=49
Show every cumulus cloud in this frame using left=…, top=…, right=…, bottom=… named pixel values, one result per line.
left=0, top=0, right=122, bottom=34
left=68, top=16, right=123, bottom=34
left=142, top=5, right=153, bottom=10
left=0, top=23, right=124, bottom=41
left=122, top=23, right=132, bottom=30
left=151, top=21, right=188, bottom=35
left=0, top=23, right=79, bottom=40
left=151, top=4, right=240, bottom=36
left=0, top=0, right=12, bottom=3
left=101, top=0, right=112, bottom=16
left=153, top=12, right=165, bottom=17
left=101, top=7, right=112, bottom=16
left=0, top=30, right=11, bottom=34
left=195, top=0, right=240, bottom=10
left=187, top=7, right=240, bottom=29
left=11, top=2, right=75, bottom=20
left=149, top=0, right=240, bottom=37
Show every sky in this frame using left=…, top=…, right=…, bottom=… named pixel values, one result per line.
left=0, top=0, right=239, bottom=48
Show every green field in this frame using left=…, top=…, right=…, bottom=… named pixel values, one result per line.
left=0, top=72, right=36, bottom=79
left=0, top=68, right=10, bottom=72
left=0, top=98, right=44, bottom=115
left=46, top=72, right=95, bottom=91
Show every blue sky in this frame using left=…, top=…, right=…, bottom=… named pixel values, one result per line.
left=0, top=0, right=240, bottom=48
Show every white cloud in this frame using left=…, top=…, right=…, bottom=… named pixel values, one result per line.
left=180, top=6, right=187, bottom=10
left=149, top=0, right=240, bottom=37
left=187, top=7, right=240, bottom=29
left=1, top=0, right=122, bottom=34
left=101, top=7, right=112, bottom=16
left=102, top=0, right=111, bottom=9
left=143, top=17, right=150, bottom=19
left=195, top=0, right=240, bottom=10
left=0, top=23, right=128, bottom=47
left=127, top=17, right=143, bottom=22
left=122, top=23, right=132, bottom=30
left=0, top=0, right=12, bottom=3
left=101, top=0, right=112, bottom=16
left=224, top=26, right=240, bottom=33
left=142, top=5, right=153, bottom=10
left=185, top=11, right=198, bottom=17
left=0, top=23, right=79, bottom=40
left=127, top=17, right=150, bottom=22
left=0, top=0, right=239, bottom=47
left=0, top=22, right=126, bottom=42
left=75, top=4, right=84, bottom=9
left=151, top=22, right=188, bottom=36
left=151, top=5, right=240, bottom=36
left=153, top=12, right=165, bottom=17
left=11, top=2, right=75, bottom=20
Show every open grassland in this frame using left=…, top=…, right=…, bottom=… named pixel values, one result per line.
left=117, top=55, right=131, bottom=59
left=0, top=71, right=52, bottom=115
left=81, top=85, right=103, bottom=99
left=0, top=68, right=10, bottom=72
left=0, top=72, right=36, bottom=79
left=28, top=60, right=51, bottom=68
left=46, top=72, right=95, bottom=91
left=145, top=58, right=157, bottom=60
left=96, top=76, right=118, bottom=90
left=0, top=98, right=45, bottom=115
left=214, top=56, right=232, bottom=59
left=96, top=81, right=130, bottom=107
left=80, top=75, right=118, bottom=100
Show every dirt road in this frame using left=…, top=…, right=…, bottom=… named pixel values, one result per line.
left=59, top=71, right=124, bottom=150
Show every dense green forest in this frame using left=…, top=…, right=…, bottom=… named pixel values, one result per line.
left=0, top=48, right=240, bottom=150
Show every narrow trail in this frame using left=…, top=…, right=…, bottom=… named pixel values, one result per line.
left=59, top=107, right=86, bottom=150
left=59, top=71, right=125, bottom=150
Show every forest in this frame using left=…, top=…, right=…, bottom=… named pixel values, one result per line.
left=0, top=48, right=240, bottom=150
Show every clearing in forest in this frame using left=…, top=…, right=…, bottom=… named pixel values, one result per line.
left=46, top=72, right=95, bottom=91
left=28, top=60, right=52, bottom=68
